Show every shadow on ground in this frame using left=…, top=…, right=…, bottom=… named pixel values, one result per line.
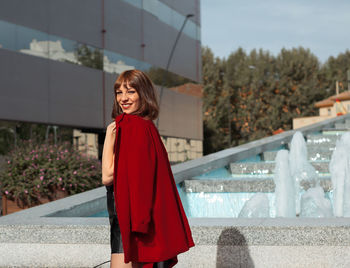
left=216, top=228, right=254, bottom=268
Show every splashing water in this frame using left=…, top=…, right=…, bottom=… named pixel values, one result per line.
left=300, top=186, right=333, bottom=217
left=330, top=132, right=350, bottom=217
left=238, top=193, right=270, bottom=218
left=274, top=150, right=296, bottom=217
left=289, top=131, right=319, bottom=214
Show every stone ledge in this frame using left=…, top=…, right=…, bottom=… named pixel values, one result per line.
left=2, top=218, right=350, bottom=246
left=182, top=178, right=332, bottom=193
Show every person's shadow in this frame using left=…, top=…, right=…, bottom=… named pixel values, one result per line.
left=216, top=228, right=254, bottom=268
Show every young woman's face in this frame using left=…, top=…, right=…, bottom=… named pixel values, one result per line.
left=116, top=83, right=140, bottom=114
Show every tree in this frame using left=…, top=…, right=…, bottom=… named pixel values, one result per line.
left=202, top=47, right=227, bottom=154
left=275, top=47, right=321, bottom=130
left=320, top=50, right=350, bottom=95
left=202, top=46, right=338, bottom=154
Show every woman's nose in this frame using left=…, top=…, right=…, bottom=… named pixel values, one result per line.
left=120, top=93, right=128, bottom=101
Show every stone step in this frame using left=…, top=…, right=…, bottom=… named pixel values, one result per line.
left=287, top=142, right=336, bottom=151
left=306, top=144, right=336, bottom=150
left=230, top=161, right=330, bottom=175
left=262, top=150, right=334, bottom=161
left=306, top=134, right=340, bottom=144
left=183, top=177, right=332, bottom=193
left=334, top=122, right=350, bottom=130
left=322, top=129, right=350, bottom=134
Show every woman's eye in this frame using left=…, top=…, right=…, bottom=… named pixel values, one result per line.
left=128, top=90, right=136, bottom=94
left=116, top=91, right=122, bottom=94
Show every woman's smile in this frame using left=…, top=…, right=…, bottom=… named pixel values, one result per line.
left=121, top=103, right=132, bottom=109
left=116, top=84, right=140, bottom=114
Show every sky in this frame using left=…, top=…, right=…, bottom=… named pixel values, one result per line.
left=201, top=0, right=350, bottom=63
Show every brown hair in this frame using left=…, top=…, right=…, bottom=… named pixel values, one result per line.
left=111, top=69, right=159, bottom=120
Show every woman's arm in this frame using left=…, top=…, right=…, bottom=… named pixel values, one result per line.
left=101, top=121, right=116, bottom=186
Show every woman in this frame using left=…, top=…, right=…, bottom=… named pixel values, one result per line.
left=102, top=70, right=195, bottom=268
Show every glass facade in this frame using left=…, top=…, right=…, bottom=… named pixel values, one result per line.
left=0, top=19, right=195, bottom=86
left=0, top=0, right=202, bottom=151
left=122, top=0, right=200, bottom=41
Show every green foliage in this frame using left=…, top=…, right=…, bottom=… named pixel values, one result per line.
left=320, top=50, right=350, bottom=94
left=0, top=139, right=102, bottom=208
left=202, top=47, right=227, bottom=154
left=0, top=121, right=73, bottom=155
left=203, top=46, right=342, bottom=154
left=274, top=47, right=321, bottom=129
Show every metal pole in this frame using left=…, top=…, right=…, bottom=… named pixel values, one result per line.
left=156, top=14, right=194, bottom=128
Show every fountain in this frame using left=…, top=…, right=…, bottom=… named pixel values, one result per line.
left=300, top=186, right=333, bottom=217
left=288, top=131, right=319, bottom=215
left=330, top=132, right=350, bottom=216
left=238, top=193, right=270, bottom=218
left=273, top=149, right=295, bottom=217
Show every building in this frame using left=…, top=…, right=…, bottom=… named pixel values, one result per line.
left=0, top=0, right=202, bottom=162
left=293, top=91, right=350, bottom=129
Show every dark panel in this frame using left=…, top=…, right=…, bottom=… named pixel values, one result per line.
left=48, top=61, right=103, bottom=128
left=157, top=86, right=203, bottom=140
left=160, top=0, right=200, bottom=26
left=0, top=49, right=104, bottom=128
left=105, top=0, right=199, bottom=81
left=0, top=0, right=102, bottom=48
left=0, top=0, right=50, bottom=33
left=0, top=0, right=200, bottom=82
left=48, top=0, right=102, bottom=48
left=104, top=72, right=118, bottom=125
left=0, top=49, right=49, bottom=123
left=142, top=11, right=198, bottom=81
left=104, top=0, right=142, bottom=61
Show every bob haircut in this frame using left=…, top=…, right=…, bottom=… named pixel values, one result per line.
left=111, top=69, right=159, bottom=120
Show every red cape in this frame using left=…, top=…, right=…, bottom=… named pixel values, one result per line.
left=113, top=113, right=195, bottom=266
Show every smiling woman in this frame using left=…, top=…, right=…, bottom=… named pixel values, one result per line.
left=102, top=70, right=194, bottom=268
left=116, top=84, right=140, bottom=114
left=112, top=70, right=159, bottom=120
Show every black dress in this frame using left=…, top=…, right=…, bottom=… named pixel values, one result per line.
left=106, top=184, right=124, bottom=253
left=106, top=184, right=173, bottom=268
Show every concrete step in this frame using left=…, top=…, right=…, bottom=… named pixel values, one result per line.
left=346, top=119, right=350, bottom=128
left=306, top=134, right=339, bottom=144
left=287, top=142, right=336, bottom=151
left=230, top=161, right=330, bottom=175
left=262, top=150, right=333, bottom=161
left=183, top=176, right=332, bottom=193
left=334, top=121, right=350, bottom=130
left=322, top=129, right=350, bottom=134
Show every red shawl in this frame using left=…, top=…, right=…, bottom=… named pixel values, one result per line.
left=113, top=113, right=195, bottom=267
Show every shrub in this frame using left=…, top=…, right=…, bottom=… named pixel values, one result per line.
left=0, top=139, right=102, bottom=208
